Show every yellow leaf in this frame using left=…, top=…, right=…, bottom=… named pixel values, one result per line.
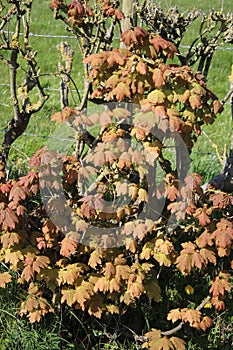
left=61, top=288, right=76, bottom=307
left=170, top=337, right=186, bottom=350
left=229, top=64, right=233, bottom=84
left=185, top=284, right=194, bottom=295
left=147, top=89, right=166, bottom=105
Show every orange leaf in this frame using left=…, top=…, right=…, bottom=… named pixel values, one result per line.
left=112, top=82, right=131, bottom=101
left=209, top=273, right=231, bottom=297
left=60, top=237, right=78, bottom=257
left=153, top=68, right=165, bottom=88
left=0, top=272, right=12, bottom=288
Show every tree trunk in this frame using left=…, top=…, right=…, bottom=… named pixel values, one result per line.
left=120, top=0, right=135, bottom=48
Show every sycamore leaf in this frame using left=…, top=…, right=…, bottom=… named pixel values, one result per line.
left=88, top=250, right=102, bottom=268
left=1, top=231, right=20, bottom=249
left=193, top=207, right=210, bottom=227
left=107, top=48, right=127, bottom=67
left=128, top=281, right=144, bottom=298
left=5, top=248, right=24, bottom=269
left=121, top=27, right=149, bottom=47
left=170, top=337, right=186, bottom=350
left=61, top=288, right=76, bottom=307
left=1, top=207, right=19, bottom=231
left=88, top=295, right=106, bottom=318
left=167, top=308, right=182, bottom=323
left=51, top=106, right=77, bottom=123
left=165, top=184, right=180, bottom=201
left=153, top=68, right=165, bottom=88
left=136, top=61, right=148, bottom=75
left=182, top=308, right=201, bottom=328
left=213, top=100, right=223, bottom=114
left=111, top=82, right=131, bottom=102
left=144, top=271, right=161, bottom=302
left=211, top=296, right=225, bottom=311
left=0, top=272, right=12, bottom=288
left=94, top=277, right=109, bottom=293
left=73, top=284, right=92, bottom=310
left=209, top=273, right=231, bottom=297
left=115, top=264, right=131, bottom=282
left=107, top=304, right=119, bottom=314
left=60, top=237, right=78, bottom=257
left=147, top=90, right=166, bottom=105
left=189, top=94, right=202, bottom=109
left=103, top=262, right=116, bottom=280
left=210, top=219, right=233, bottom=255
left=9, top=184, right=27, bottom=203
left=109, top=278, right=121, bottom=293
left=199, top=316, right=212, bottom=331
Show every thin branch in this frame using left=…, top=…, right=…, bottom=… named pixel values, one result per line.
left=161, top=296, right=211, bottom=336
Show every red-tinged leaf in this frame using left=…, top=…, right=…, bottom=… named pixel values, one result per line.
left=209, top=273, right=231, bottom=297
left=21, top=265, right=34, bottom=282
left=107, top=48, right=127, bottom=67
left=16, top=205, right=26, bottom=216
left=114, top=9, right=125, bottom=20
left=189, top=94, right=202, bottom=109
left=185, top=173, right=202, bottom=192
left=121, top=27, right=149, bottom=47
left=211, top=192, right=233, bottom=209
left=196, top=229, right=213, bottom=248
left=199, top=248, right=216, bottom=266
left=0, top=272, right=12, bottom=288
left=153, top=105, right=167, bottom=118
left=0, top=183, right=11, bottom=194
left=153, top=68, right=165, bottom=88
left=211, top=296, right=225, bottom=311
left=60, top=237, right=78, bottom=257
left=112, top=82, right=131, bottom=102
left=199, top=316, right=212, bottom=331
left=99, top=109, right=113, bottom=127
left=80, top=201, right=96, bottom=219
left=118, top=152, right=131, bottom=169
left=194, top=207, right=210, bottom=226
left=51, top=106, right=77, bottom=123
left=136, top=61, right=148, bottom=75
left=213, top=99, right=223, bottom=114
left=182, top=309, right=201, bottom=328
left=83, top=52, right=107, bottom=67
left=165, top=184, right=180, bottom=201
left=1, top=207, right=19, bottom=230
left=33, top=255, right=50, bottom=273
left=210, top=219, right=233, bottom=254
left=150, top=35, right=178, bottom=58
